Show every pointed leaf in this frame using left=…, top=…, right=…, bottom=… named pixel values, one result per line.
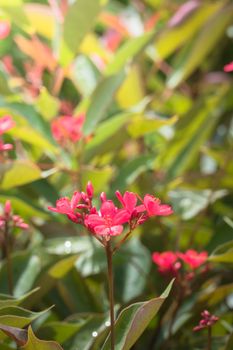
left=83, top=71, right=125, bottom=135
left=59, top=0, right=102, bottom=65
left=101, top=280, right=174, bottom=350
left=22, top=326, right=63, bottom=350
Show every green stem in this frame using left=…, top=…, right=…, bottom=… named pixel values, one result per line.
left=4, top=221, right=13, bottom=295
left=207, top=327, right=212, bottom=350
left=106, top=240, right=115, bottom=350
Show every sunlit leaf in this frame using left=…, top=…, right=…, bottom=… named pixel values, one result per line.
left=0, top=160, right=42, bottom=190
left=128, top=114, right=178, bottom=138
left=24, top=4, right=55, bottom=39
left=83, top=71, right=125, bottom=135
left=36, top=88, right=59, bottom=121
left=105, top=32, right=154, bottom=75
left=167, top=5, right=233, bottom=88
left=59, top=0, right=102, bottom=66
left=102, top=280, right=174, bottom=350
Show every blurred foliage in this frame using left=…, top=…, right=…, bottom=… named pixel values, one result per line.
left=0, top=0, right=233, bottom=349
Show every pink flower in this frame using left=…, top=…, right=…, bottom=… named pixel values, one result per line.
left=0, top=115, right=15, bottom=135
left=224, top=62, right=233, bottom=72
left=193, top=310, right=219, bottom=331
left=178, top=250, right=208, bottom=269
left=85, top=200, right=130, bottom=237
left=51, top=114, right=85, bottom=145
left=48, top=192, right=82, bottom=223
left=143, top=195, right=173, bottom=217
left=0, top=141, right=13, bottom=152
left=115, top=191, right=144, bottom=215
left=152, top=251, right=181, bottom=275
left=0, top=20, right=11, bottom=40
left=0, top=200, right=28, bottom=230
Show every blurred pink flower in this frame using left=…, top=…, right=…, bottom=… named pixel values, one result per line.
left=0, top=200, right=29, bottom=230
left=0, top=115, right=15, bottom=152
left=0, top=20, right=11, bottom=40
left=0, top=115, right=15, bottom=135
left=224, top=62, right=233, bottom=72
left=178, top=250, right=208, bottom=269
left=143, top=194, right=173, bottom=217
left=51, top=114, right=85, bottom=145
left=152, top=251, right=181, bottom=275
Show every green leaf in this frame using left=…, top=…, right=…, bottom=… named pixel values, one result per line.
left=114, top=238, right=151, bottom=303
left=151, top=2, right=223, bottom=61
left=105, top=32, right=154, bottom=76
left=128, top=114, right=178, bottom=138
left=0, top=0, right=30, bottom=31
left=8, top=126, right=57, bottom=154
left=101, top=280, right=174, bottom=350
left=71, top=55, right=100, bottom=96
left=83, top=71, right=125, bottom=135
left=112, top=155, right=154, bottom=191
left=37, top=321, right=83, bottom=345
left=59, top=0, right=102, bottom=66
left=155, top=86, right=229, bottom=180
left=36, top=88, right=59, bottom=121
left=0, top=289, right=39, bottom=309
left=0, top=67, right=12, bottom=95
left=84, top=112, right=132, bottom=161
left=0, top=252, right=42, bottom=296
left=169, top=189, right=227, bottom=220
left=167, top=5, right=233, bottom=88
left=0, top=306, right=50, bottom=329
left=48, top=256, right=78, bottom=279
left=22, top=326, right=63, bottom=350
left=0, top=160, right=42, bottom=189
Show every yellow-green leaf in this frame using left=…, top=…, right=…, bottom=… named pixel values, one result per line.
left=22, top=326, right=63, bottom=350
left=1, top=160, right=42, bottom=189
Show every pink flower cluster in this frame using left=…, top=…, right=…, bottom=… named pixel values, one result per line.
left=152, top=250, right=208, bottom=276
left=51, top=114, right=85, bottom=146
left=0, top=200, right=29, bottom=231
left=0, top=115, right=15, bottom=152
left=48, top=182, right=173, bottom=242
left=193, top=310, right=219, bottom=332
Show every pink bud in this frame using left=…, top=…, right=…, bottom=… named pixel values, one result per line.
left=86, top=181, right=94, bottom=198
left=4, top=200, right=12, bottom=217
left=100, top=192, right=107, bottom=203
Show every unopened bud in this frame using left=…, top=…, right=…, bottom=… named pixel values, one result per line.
left=86, top=181, right=94, bottom=198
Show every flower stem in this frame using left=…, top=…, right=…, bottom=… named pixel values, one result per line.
left=105, top=240, right=115, bottom=350
left=4, top=221, right=13, bottom=295
left=207, top=327, right=212, bottom=350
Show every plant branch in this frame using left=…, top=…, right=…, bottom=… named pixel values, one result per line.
left=4, top=221, right=13, bottom=295
left=105, top=240, right=115, bottom=350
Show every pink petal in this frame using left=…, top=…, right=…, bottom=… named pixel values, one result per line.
left=86, top=214, right=105, bottom=226
left=113, top=209, right=130, bottom=225
left=100, top=201, right=116, bottom=217
left=224, top=62, right=233, bottom=72
left=157, top=204, right=173, bottom=216
left=70, top=191, right=81, bottom=210
left=123, top=191, right=137, bottom=212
